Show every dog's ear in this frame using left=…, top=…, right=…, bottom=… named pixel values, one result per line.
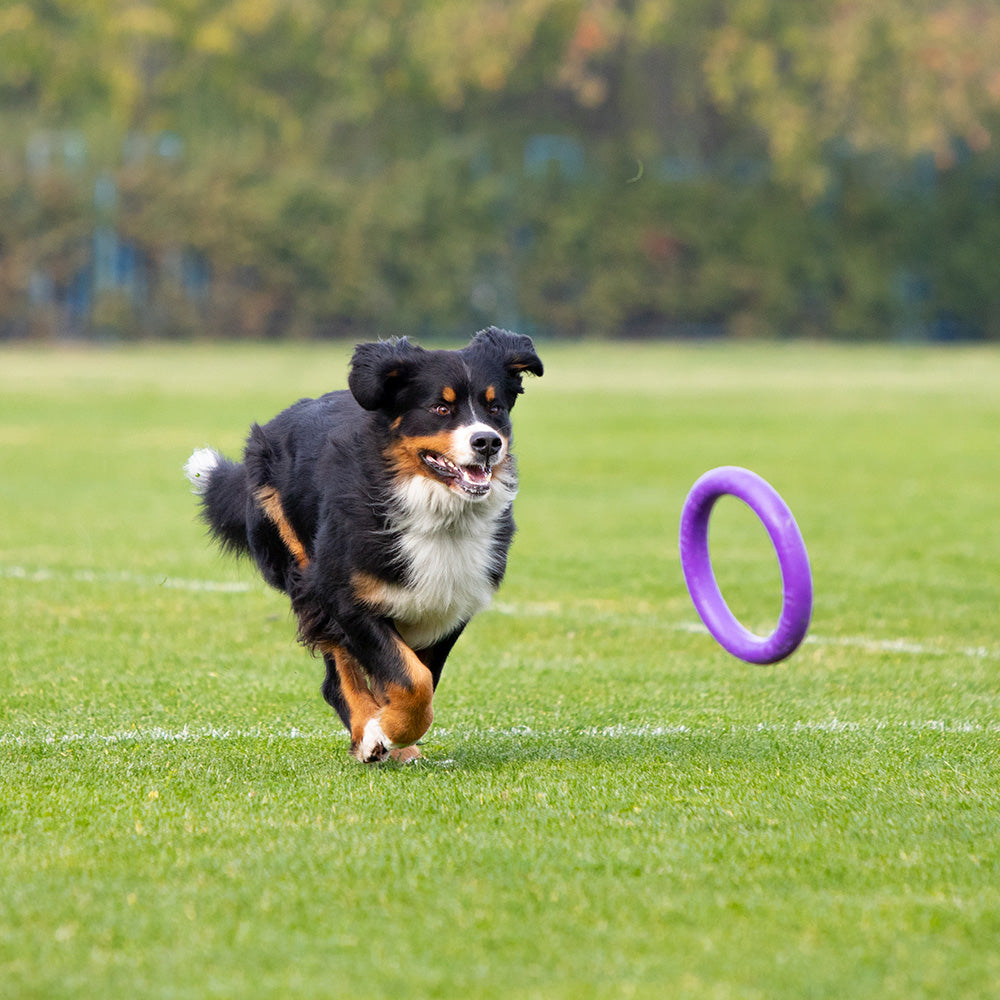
left=348, top=338, right=424, bottom=412
left=468, top=327, right=544, bottom=397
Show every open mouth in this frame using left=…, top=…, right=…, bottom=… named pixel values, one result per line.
left=421, top=451, right=493, bottom=497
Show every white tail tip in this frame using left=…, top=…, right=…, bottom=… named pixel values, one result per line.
left=184, top=448, right=221, bottom=495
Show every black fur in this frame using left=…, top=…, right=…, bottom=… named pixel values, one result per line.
left=188, top=327, right=542, bottom=759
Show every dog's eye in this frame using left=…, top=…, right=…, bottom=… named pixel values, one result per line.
left=486, top=402, right=503, bottom=417
left=432, top=404, right=453, bottom=417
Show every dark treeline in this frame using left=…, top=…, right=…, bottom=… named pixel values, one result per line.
left=3, top=1, right=1000, bottom=342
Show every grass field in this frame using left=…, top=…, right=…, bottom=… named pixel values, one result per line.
left=2, top=340, right=999, bottom=999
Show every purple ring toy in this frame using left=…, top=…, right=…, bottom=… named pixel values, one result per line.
left=679, top=466, right=812, bottom=664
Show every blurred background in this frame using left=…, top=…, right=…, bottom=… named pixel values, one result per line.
left=2, top=0, right=1000, bottom=344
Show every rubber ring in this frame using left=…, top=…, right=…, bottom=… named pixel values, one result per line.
left=679, top=466, right=812, bottom=664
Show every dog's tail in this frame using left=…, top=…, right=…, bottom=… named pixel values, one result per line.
left=184, top=448, right=251, bottom=556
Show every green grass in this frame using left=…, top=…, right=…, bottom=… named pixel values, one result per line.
left=2, top=340, right=999, bottom=999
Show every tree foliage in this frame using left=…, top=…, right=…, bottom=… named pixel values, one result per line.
left=3, top=0, right=1000, bottom=340
left=704, top=1, right=1000, bottom=190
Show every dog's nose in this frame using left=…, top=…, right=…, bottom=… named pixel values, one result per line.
left=471, top=431, right=503, bottom=460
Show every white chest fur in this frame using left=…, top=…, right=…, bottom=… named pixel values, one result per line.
left=378, top=473, right=517, bottom=649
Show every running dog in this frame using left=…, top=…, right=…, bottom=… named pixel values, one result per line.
left=184, top=327, right=543, bottom=762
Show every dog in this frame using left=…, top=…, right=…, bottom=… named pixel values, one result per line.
left=184, top=327, right=543, bottom=762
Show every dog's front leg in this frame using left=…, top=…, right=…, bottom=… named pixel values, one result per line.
left=319, top=612, right=434, bottom=763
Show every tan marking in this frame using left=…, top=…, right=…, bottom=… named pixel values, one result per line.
left=254, top=486, right=310, bottom=569
left=391, top=416, right=403, bottom=431
left=385, top=431, right=458, bottom=481
left=320, top=637, right=434, bottom=756
left=485, top=385, right=496, bottom=403
left=377, top=638, right=435, bottom=747
left=442, top=386, right=456, bottom=403
left=352, top=570, right=393, bottom=612
left=318, top=642, right=384, bottom=754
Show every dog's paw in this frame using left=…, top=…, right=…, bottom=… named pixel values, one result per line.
left=388, top=745, right=422, bottom=764
left=351, top=717, right=392, bottom=763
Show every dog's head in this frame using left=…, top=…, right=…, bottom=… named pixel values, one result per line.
left=349, top=327, right=543, bottom=501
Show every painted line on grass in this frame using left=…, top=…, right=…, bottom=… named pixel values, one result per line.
left=1, top=564, right=255, bottom=593
left=6, top=564, right=997, bottom=661
left=679, top=622, right=1000, bottom=662
left=3, top=717, right=998, bottom=749
left=0, top=725, right=317, bottom=747
left=803, top=633, right=999, bottom=660
left=493, top=600, right=1000, bottom=662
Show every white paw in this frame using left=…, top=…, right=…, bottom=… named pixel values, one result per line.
left=357, top=717, right=395, bottom=763
left=184, top=448, right=220, bottom=494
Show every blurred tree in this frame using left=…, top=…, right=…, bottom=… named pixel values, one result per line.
left=703, top=1, right=1000, bottom=192
left=2, top=0, right=1000, bottom=340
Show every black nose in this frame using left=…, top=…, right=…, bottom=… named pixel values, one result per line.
left=471, top=431, right=503, bottom=460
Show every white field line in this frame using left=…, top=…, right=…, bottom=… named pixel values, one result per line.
left=803, top=633, right=999, bottom=660
left=2, top=717, right=998, bottom=749
left=4, top=564, right=997, bottom=660
left=493, top=601, right=1000, bottom=662
left=1, top=563, right=255, bottom=593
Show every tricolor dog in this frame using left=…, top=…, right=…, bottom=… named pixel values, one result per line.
left=184, top=328, right=543, bottom=762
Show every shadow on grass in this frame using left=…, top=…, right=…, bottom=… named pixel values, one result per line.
left=363, top=726, right=803, bottom=775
